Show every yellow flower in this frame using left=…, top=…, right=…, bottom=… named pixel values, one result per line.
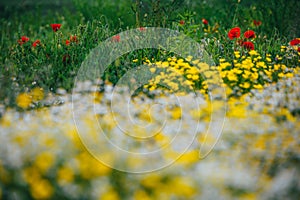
left=227, top=99, right=248, bottom=118
left=256, top=61, right=267, bottom=68
left=219, top=61, right=231, bottom=70
left=227, top=73, right=238, bottom=81
left=94, top=91, right=103, bottom=103
left=76, top=152, right=111, bottom=179
left=167, top=177, right=196, bottom=197
left=154, top=133, right=170, bottom=145
left=275, top=55, right=282, bottom=61
left=249, top=50, right=259, bottom=56
left=30, top=87, right=44, bottom=101
left=141, top=174, right=162, bottom=189
left=161, top=61, right=169, bottom=68
left=266, top=57, right=272, bottom=62
left=176, top=149, right=199, bottom=165
left=149, top=86, right=156, bottom=91
left=240, top=193, right=257, bottom=200
left=285, top=73, right=294, bottom=78
left=57, top=166, right=74, bottom=183
left=23, top=166, right=40, bottom=185
left=133, top=59, right=138, bottom=62
left=34, top=152, right=55, bottom=173
left=100, top=188, right=120, bottom=200
left=219, top=58, right=226, bottom=63
left=250, top=72, right=259, bottom=80
left=30, top=179, right=53, bottom=200
left=292, top=46, right=298, bottom=51
left=192, top=74, right=199, bottom=80
left=278, top=72, right=284, bottom=78
left=186, top=55, right=193, bottom=62
left=134, top=190, right=151, bottom=200
left=192, top=59, right=200, bottom=65
left=253, top=84, right=263, bottom=89
left=16, top=93, right=32, bottom=109
left=242, top=70, right=251, bottom=79
left=234, top=51, right=240, bottom=58
left=280, top=45, right=286, bottom=49
left=254, top=136, right=267, bottom=150
left=240, top=82, right=251, bottom=89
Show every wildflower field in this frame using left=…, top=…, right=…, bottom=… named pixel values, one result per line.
left=0, top=0, right=300, bottom=199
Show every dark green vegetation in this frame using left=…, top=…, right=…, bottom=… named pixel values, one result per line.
left=0, top=0, right=299, bottom=107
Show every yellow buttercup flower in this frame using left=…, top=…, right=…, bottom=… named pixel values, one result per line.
left=176, top=149, right=199, bottom=165
left=57, top=166, right=74, bottom=183
left=133, top=190, right=151, bottom=200
left=266, top=57, right=272, bottom=62
left=16, top=93, right=32, bottom=109
left=34, top=152, right=55, bottom=173
left=30, top=179, right=53, bottom=199
left=249, top=50, right=259, bottom=56
left=30, top=87, right=44, bottom=101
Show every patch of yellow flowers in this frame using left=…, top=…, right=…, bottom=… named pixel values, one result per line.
left=142, top=50, right=298, bottom=98
left=16, top=87, right=44, bottom=109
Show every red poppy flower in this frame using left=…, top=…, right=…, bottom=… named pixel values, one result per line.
left=228, top=27, right=241, bottom=40
left=202, top=18, right=208, bottom=25
left=179, top=20, right=185, bottom=25
left=51, top=24, right=61, bottom=32
left=70, top=35, right=78, bottom=43
left=65, top=39, right=70, bottom=46
left=253, top=20, right=262, bottom=26
left=244, top=30, right=256, bottom=39
left=111, top=35, right=120, bottom=42
left=290, top=38, right=300, bottom=46
left=32, top=39, right=41, bottom=47
left=18, top=36, right=30, bottom=45
left=139, top=27, right=146, bottom=31
left=66, top=35, right=78, bottom=45
left=242, top=41, right=255, bottom=50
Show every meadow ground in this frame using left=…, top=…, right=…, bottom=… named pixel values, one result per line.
left=0, top=0, right=300, bottom=199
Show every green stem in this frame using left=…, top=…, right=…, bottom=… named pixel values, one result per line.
left=135, top=0, right=141, bottom=27
left=231, top=1, right=240, bottom=27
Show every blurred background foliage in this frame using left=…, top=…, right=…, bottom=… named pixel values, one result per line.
left=0, top=0, right=299, bottom=37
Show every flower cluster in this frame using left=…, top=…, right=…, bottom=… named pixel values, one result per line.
left=143, top=57, right=201, bottom=93
left=141, top=50, right=298, bottom=98
left=290, top=38, right=300, bottom=52
left=66, top=35, right=78, bottom=46
left=228, top=27, right=256, bottom=50
left=17, top=36, right=30, bottom=45
left=17, top=24, right=63, bottom=49
left=15, top=87, right=44, bottom=109
left=219, top=50, right=298, bottom=96
left=253, top=19, right=262, bottom=26
left=141, top=56, right=222, bottom=96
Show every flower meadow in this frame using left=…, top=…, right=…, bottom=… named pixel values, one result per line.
left=0, top=0, right=300, bottom=199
